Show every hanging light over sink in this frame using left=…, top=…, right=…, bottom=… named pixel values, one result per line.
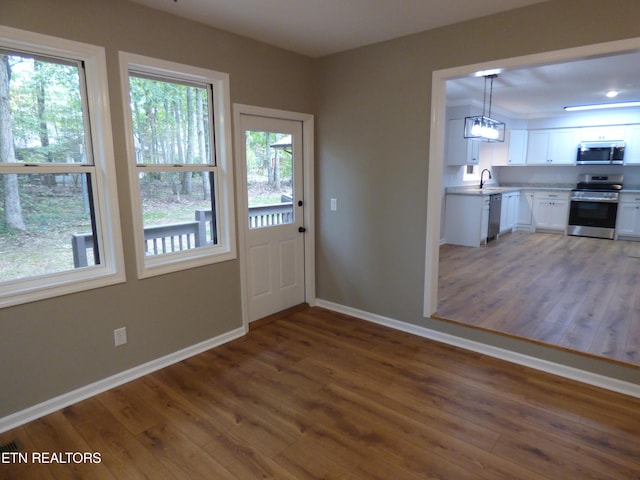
left=464, top=74, right=505, bottom=142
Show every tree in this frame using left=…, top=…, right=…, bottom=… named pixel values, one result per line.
left=196, top=88, right=210, bottom=200
left=0, top=54, right=26, bottom=231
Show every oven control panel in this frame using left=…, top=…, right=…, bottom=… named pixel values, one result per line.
left=570, top=190, right=619, bottom=202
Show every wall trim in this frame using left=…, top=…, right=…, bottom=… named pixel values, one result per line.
left=0, top=326, right=246, bottom=434
left=315, top=299, right=640, bottom=399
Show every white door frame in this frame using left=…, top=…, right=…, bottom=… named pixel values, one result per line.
left=233, top=104, right=315, bottom=330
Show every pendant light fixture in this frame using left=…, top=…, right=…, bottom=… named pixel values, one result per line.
left=464, top=74, right=505, bottom=142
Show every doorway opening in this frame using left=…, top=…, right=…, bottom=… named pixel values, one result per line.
left=425, top=37, right=640, bottom=368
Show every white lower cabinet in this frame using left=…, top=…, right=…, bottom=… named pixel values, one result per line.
left=532, top=191, right=569, bottom=232
left=499, top=191, right=520, bottom=233
left=445, top=194, right=490, bottom=247
left=616, top=193, right=640, bottom=239
left=517, top=191, right=534, bottom=230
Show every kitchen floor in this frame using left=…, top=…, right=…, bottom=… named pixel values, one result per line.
left=436, top=231, right=640, bottom=367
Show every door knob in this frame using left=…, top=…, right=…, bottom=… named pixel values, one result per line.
left=298, top=200, right=303, bottom=206
left=298, top=227, right=306, bottom=233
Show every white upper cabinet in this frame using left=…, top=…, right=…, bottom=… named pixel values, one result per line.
left=526, top=128, right=577, bottom=165
left=578, top=126, right=625, bottom=142
left=492, top=129, right=526, bottom=166
left=507, top=129, right=528, bottom=165
left=446, top=118, right=480, bottom=166
left=624, top=125, right=640, bottom=165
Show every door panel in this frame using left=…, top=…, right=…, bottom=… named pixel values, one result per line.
left=240, top=114, right=305, bottom=321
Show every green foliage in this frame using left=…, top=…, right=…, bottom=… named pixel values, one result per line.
left=129, top=75, right=210, bottom=165
left=8, top=55, right=86, bottom=163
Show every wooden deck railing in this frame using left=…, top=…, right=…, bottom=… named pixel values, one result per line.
left=248, top=203, right=293, bottom=228
left=71, top=202, right=293, bottom=268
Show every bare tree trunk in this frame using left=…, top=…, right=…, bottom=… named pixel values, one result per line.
left=181, top=87, right=196, bottom=195
left=273, top=149, right=280, bottom=189
left=196, top=89, right=210, bottom=200
left=172, top=99, right=183, bottom=201
left=265, top=132, right=273, bottom=185
left=35, top=61, right=55, bottom=186
left=0, top=54, right=26, bottom=231
left=196, top=88, right=211, bottom=200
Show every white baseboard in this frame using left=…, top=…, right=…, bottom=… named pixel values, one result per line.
left=315, top=299, right=640, bottom=399
left=0, top=326, right=246, bottom=434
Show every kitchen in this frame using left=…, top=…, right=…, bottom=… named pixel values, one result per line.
left=438, top=49, right=640, bottom=367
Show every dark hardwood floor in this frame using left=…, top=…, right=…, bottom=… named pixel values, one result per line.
left=437, top=231, right=640, bottom=367
left=1, top=307, right=639, bottom=479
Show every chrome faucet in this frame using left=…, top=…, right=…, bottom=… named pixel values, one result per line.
left=480, top=168, right=492, bottom=189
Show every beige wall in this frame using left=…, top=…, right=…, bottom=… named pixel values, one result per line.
left=315, top=0, right=640, bottom=383
left=0, top=0, right=315, bottom=418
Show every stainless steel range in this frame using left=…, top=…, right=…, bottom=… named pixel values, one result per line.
left=568, top=174, right=623, bottom=240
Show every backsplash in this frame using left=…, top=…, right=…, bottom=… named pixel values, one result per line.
left=494, top=164, right=640, bottom=187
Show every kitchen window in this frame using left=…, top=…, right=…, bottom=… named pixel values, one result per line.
left=119, top=53, right=236, bottom=278
left=0, top=27, right=125, bottom=308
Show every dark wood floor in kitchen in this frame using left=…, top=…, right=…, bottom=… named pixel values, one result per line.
left=2, top=306, right=640, bottom=479
left=437, top=231, right=640, bottom=366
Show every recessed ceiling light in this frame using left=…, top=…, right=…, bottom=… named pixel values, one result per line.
left=606, top=90, right=620, bottom=98
left=473, top=68, right=503, bottom=77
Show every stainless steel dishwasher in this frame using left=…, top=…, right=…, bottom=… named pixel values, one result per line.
left=487, top=193, right=502, bottom=241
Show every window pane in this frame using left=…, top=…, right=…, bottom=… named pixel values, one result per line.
left=245, top=130, right=294, bottom=229
left=138, top=170, right=217, bottom=255
left=0, top=173, right=98, bottom=283
left=0, top=52, right=88, bottom=164
left=128, top=74, right=212, bottom=165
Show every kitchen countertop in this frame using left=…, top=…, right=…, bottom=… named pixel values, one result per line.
left=446, top=184, right=573, bottom=196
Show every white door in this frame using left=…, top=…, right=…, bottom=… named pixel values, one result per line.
left=239, top=114, right=305, bottom=322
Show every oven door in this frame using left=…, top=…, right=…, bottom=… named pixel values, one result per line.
left=568, top=198, right=618, bottom=239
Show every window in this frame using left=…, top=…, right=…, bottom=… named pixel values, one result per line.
left=0, top=27, right=124, bottom=308
left=119, top=53, right=236, bottom=278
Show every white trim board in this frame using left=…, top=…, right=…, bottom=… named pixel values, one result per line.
left=316, top=299, right=640, bottom=399
left=0, top=326, right=246, bottom=434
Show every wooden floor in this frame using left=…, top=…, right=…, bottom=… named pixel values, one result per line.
left=437, top=231, right=640, bottom=367
left=2, top=307, right=640, bottom=479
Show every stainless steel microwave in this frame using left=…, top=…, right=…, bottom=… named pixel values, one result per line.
left=576, top=141, right=625, bottom=165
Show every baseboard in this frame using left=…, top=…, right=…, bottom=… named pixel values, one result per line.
left=315, top=299, right=640, bottom=399
left=0, top=326, right=246, bottom=434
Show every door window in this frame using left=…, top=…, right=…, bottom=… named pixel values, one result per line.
left=245, top=130, right=294, bottom=229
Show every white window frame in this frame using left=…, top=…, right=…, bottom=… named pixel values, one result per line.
left=119, top=52, right=236, bottom=278
left=0, top=26, right=125, bottom=309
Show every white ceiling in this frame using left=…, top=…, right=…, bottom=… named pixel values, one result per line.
left=446, top=50, right=640, bottom=118
left=129, top=0, right=548, bottom=58
left=129, top=0, right=640, bottom=117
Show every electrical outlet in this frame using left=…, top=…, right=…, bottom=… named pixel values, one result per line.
left=114, top=327, right=127, bottom=347
left=330, top=198, right=337, bottom=211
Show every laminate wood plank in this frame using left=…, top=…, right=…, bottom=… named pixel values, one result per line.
left=135, top=422, right=236, bottom=480
left=492, top=424, right=640, bottom=480
left=96, top=383, right=166, bottom=436
left=200, top=430, right=299, bottom=480
left=438, top=231, right=640, bottom=366
left=0, top=427, right=56, bottom=480
left=135, top=375, right=227, bottom=448
left=62, top=399, right=177, bottom=480
left=337, top=455, right=428, bottom=480
left=22, top=411, right=116, bottom=480
left=1, top=307, right=639, bottom=480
